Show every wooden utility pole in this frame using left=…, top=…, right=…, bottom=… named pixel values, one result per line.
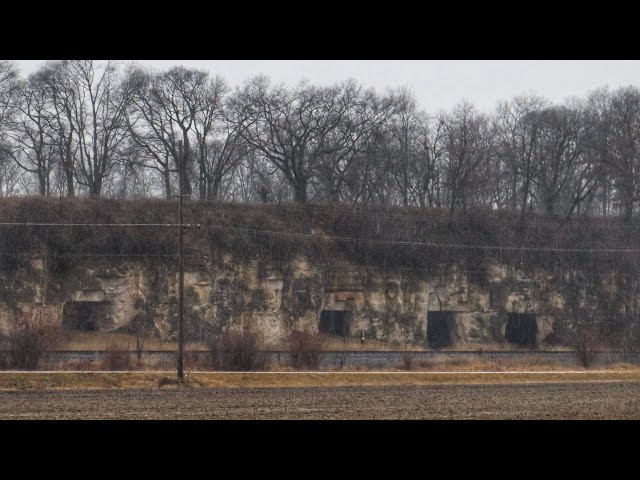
left=177, top=140, right=185, bottom=382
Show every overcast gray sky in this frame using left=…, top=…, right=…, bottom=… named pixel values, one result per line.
left=13, top=60, right=640, bottom=113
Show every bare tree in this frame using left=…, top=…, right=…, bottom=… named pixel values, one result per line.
left=234, top=76, right=333, bottom=203
left=125, top=66, right=177, bottom=198
left=230, top=149, right=290, bottom=203
left=0, top=61, right=19, bottom=135
left=149, top=66, right=214, bottom=198
left=6, top=59, right=640, bottom=227
left=315, top=87, right=397, bottom=204
left=494, top=95, right=549, bottom=216
left=58, top=60, right=132, bottom=196
left=234, top=77, right=393, bottom=203
left=0, top=61, right=20, bottom=194
left=8, top=73, right=58, bottom=195
left=439, top=102, right=495, bottom=215
left=530, top=105, right=588, bottom=217
left=0, top=148, right=24, bottom=196
left=191, top=74, right=229, bottom=200
left=582, top=87, right=616, bottom=216
left=35, top=61, right=77, bottom=197
left=607, top=86, right=640, bottom=222
left=408, top=114, right=446, bottom=208
left=387, top=87, right=424, bottom=206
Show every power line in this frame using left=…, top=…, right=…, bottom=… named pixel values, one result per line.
left=4, top=203, right=640, bottom=231
left=0, top=222, right=189, bottom=227
left=0, top=252, right=191, bottom=258
left=3, top=201, right=640, bottom=233
left=0, top=221, right=639, bottom=253
left=191, top=224, right=640, bottom=254
left=211, top=201, right=640, bottom=230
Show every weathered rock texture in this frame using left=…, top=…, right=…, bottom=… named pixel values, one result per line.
left=0, top=254, right=633, bottom=348
left=1, top=198, right=638, bottom=348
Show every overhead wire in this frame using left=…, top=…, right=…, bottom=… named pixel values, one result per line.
left=0, top=221, right=637, bottom=254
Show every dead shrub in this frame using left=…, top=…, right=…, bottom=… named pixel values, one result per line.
left=158, top=376, right=179, bottom=387
left=335, top=352, right=348, bottom=370
left=207, top=329, right=264, bottom=371
left=7, top=308, right=61, bottom=370
left=102, top=340, right=135, bottom=371
left=446, top=357, right=473, bottom=368
left=399, top=352, right=415, bottom=370
left=289, top=330, right=325, bottom=370
left=417, top=359, right=435, bottom=369
left=131, top=313, right=150, bottom=368
left=0, top=332, right=7, bottom=370
left=619, top=320, right=640, bottom=361
left=574, top=324, right=604, bottom=368
left=64, top=358, right=97, bottom=371
left=0, top=349, right=8, bottom=370
left=185, top=351, right=212, bottom=371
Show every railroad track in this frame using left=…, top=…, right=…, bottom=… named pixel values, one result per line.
left=1, top=349, right=635, bottom=369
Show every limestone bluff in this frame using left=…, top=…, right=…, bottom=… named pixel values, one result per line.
left=0, top=197, right=637, bottom=348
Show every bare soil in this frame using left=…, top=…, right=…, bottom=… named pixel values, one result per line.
left=2, top=381, right=640, bottom=419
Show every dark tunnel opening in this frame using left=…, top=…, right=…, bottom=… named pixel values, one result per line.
left=427, top=311, right=456, bottom=349
left=505, top=313, right=538, bottom=347
left=319, top=310, right=352, bottom=337
left=62, top=301, right=109, bottom=331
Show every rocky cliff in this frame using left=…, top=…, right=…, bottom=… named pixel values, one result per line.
left=0, top=198, right=638, bottom=348
left=0, top=254, right=634, bottom=348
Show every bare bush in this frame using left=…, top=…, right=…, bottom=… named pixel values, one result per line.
left=131, top=313, right=150, bottom=368
left=7, top=308, right=61, bottom=370
left=574, top=324, right=604, bottom=368
left=619, top=311, right=640, bottom=361
left=289, top=330, right=325, bottom=370
left=134, top=330, right=145, bottom=367
left=0, top=346, right=8, bottom=370
left=335, top=351, right=348, bottom=370
left=184, top=351, right=209, bottom=371
left=399, top=352, right=415, bottom=370
left=102, top=340, right=134, bottom=371
left=0, top=328, right=7, bottom=370
left=207, top=329, right=264, bottom=371
left=63, top=358, right=97, bottom=371
left=418, top=359, right=435, bottom=369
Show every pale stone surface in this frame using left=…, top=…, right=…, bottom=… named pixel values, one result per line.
left=0, top=256, right=633, bottom=347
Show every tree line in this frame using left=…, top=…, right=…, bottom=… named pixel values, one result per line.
left=1, top=60, right=640, bottom=221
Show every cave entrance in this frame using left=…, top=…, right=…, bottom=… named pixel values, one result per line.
left=319, top=310, right=352, bottom=337
left=505, top=313, right=538, bottom=347
left=62, top=301, right=109, bottom=331
left=427, top=311, right=456, bottom=349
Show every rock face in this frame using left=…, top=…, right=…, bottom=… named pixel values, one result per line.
left=0, top=255, right=632, bottom=348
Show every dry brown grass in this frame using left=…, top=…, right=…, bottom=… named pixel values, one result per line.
left=392, top=355, right=575, bottom=372
left=58, top=331, right=208, bottom=352
left=59, top=332, right=576, bottom=354
left=449, top=342, right=571, bottom=352
left=6, top=308, right=62, bottom=370
left=264, top=335, right=417, bottom=351
left=269, top=336, right=568, bottom=352
left=3, top=369, right=640, bottom=391
left=289, top=330, right=326, bottom=369
left=102, top=340, right=136, bottom=371
left=207, top=330, right=265, bottom=371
